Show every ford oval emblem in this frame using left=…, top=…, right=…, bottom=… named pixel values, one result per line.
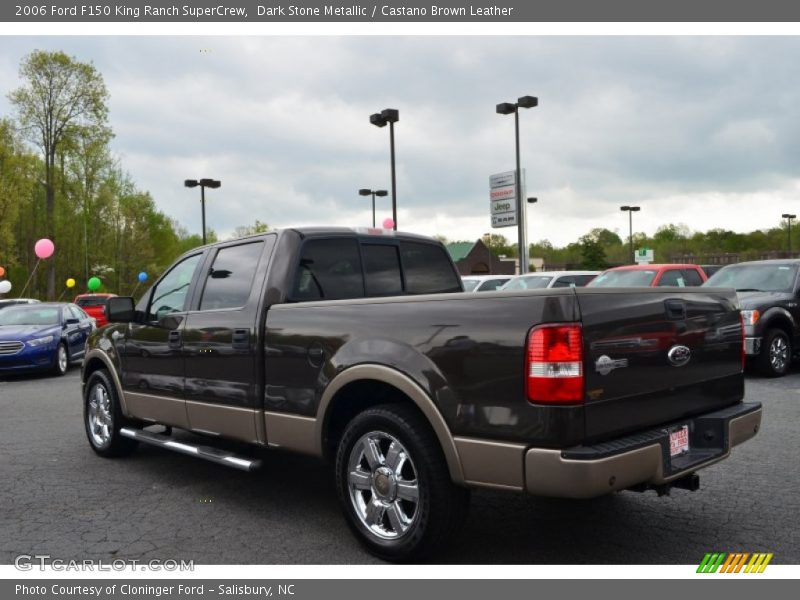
left=667, top=345, right=691, bottom=367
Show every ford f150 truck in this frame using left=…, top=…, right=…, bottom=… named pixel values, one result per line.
left=704, top=259, right=800, bottom=377
left=81, top=227, right=761, bottom=561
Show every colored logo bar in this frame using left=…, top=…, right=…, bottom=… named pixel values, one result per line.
left=697, top=552, right=773, bottom=573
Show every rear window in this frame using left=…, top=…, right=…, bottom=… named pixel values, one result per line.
left=399, top=242, right=462, bottom=295
left=503, top=275, right=553, bottom=290
left=75, top=296, right=108, bottom=307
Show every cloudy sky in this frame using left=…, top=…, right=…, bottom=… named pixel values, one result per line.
left=0, top=36, right=799, bottom=246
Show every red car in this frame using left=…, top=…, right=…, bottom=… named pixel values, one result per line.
left=588, top=264, right=708, bottom=288
left=74, top=293, right=117, bottom=328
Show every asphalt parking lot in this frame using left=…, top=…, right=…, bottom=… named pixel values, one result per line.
left=0, top=366, right=797, bottom=565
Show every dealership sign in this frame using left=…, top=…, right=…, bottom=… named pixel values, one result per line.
left=635, top=248, right=655, bottom=264
left=490, top=170, right=524, bottom=228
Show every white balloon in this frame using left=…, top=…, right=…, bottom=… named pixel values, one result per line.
left=0, top=280, right=11, bottom=294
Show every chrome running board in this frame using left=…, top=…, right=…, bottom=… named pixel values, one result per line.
left=120, top=427, right=262, bottom=472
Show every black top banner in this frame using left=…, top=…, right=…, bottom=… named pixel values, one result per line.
left=3, top=0, right=800, bottom=22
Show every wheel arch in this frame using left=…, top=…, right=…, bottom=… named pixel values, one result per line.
left=316, top=365, right=465, bottom=485
left=82, top=349, right=130, bottom=417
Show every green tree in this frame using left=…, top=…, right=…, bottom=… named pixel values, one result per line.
left=230, top=219, right=270, bottom=239
left=579, top=233, right=608, bottom=270
left=481, top=232, right=515, bottom=257
left=9, top=50, right=110, bottom=298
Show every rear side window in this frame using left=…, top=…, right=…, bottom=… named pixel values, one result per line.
left=400, top=242, right=461, bottom=294
left=681, top=269, right=704, bottom=286
left=199, top=241, right=265, bottom=310
left=293, top=239, right=365, bottom=301
left=362, top=244, right=403, bottom=297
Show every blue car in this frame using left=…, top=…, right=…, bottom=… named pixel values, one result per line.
left=0, top=302, right=95, bottom=376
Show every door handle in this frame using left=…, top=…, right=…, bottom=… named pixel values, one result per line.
left=232, top=328, right=250, bottom=350
left=168, top=330, right=182, bottom=349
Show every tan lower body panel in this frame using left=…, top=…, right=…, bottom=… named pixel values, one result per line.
left=525, top=407, right=763, bottom=499
left=186, top=401, right=260, bottom=444
left=454, top=437, right=526, bottom=491
left=125, top=392, right=189, bottom=429
left=729, top=408, right=761, bottom=447
left=264, top=411, right=318, bottom=456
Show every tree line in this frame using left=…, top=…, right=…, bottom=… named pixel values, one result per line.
left=0, top=50, right=266, bottom=301
left=442, top=223, right=797, bottom=271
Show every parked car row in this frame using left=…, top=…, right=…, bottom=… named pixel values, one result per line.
left=462, top=258, right=800, bottom=378
left=0, top=302, right=96, bottom=375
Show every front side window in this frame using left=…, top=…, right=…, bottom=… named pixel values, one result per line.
left=657, top=270, right=686, bottom=287
left=199, top=241, right=264, bottom=310
left=681, top=269, right=704, bottom=287
left=476, top=278, right=510, bottom=291
left=292, top=238, right=365, bottom=301
left=148, top=254, right=203, bottom=321
left=589, top=269, right=657, bottom=287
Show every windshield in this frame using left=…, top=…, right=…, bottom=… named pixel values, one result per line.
left=0, top=306, right=60, bottom=326
left=502, top=276, right=553, bottom=290
left=704, top=264, right=799, bottom=292
left=461, top=279, right=481, bottom=292
left=588, top=269, right=657, bottom=287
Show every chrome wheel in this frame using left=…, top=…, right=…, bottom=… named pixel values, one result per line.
left=769, top=335, right=789, bottom=373
left=347, top=431, right=420, bottom=540
left=57, top=344, right=68, bottom=374
left=87, top=383, right=113, bottom=448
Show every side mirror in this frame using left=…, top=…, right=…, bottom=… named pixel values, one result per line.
left=107, top=297, right=136, bottom=323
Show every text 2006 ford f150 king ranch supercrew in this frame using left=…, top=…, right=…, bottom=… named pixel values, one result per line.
left=81, top=227, right=761, bottom=560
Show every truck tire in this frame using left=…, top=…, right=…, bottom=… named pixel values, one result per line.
left=335, top=404, right=469, bottom=561
left=757, top=328, right=792, bottom=377
left=83, top=369, right=138, bottom=457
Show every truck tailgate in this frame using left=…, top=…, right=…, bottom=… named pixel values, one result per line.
left=576, top=288, right=743, bottom=443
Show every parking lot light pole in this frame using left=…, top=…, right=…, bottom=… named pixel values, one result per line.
left=370, top=109, right=399, bottom=230
left=497, top=95, right=538, bottom=274
left=782, top=213, right=796, bottom=256
left=620, top=205, right=641, bottom=264
left=185, top=178, right=221, bottom=245
left=359, top=189, right=388, bottom=227
left=527, top=197, right=538, bottom=267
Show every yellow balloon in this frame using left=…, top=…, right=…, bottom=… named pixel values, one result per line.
left=66, top=278, right=76, bottom=288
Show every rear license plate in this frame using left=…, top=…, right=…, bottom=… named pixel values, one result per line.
left=669, top=425, right=690, bottom=457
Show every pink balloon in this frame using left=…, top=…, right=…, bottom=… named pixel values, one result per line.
left=34, top=238, right=55, bottom=259
left=382, top=218, right=395, bottom=229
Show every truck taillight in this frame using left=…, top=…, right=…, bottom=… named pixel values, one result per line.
left=526, top=323, right=584, bottom=404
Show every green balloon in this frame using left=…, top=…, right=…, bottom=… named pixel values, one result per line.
left=87, top=276, right=102, bottom=291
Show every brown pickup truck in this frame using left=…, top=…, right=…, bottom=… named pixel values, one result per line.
left=81, top=227, right=761, bottom=560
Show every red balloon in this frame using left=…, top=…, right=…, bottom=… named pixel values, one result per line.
left=0, top=266, right=5, bottom=278
left=382, top=218, right=395, bottom=229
